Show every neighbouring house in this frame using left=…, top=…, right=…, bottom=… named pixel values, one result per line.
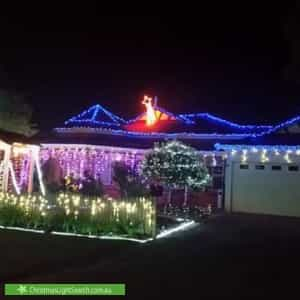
left=0, top=129, right=45, bottom=195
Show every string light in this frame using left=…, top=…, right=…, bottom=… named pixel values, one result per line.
left=261, top=149, right=269, bottom=163
left=179, top=113, right=272, bottom=132
left=0, top=193, right=156, bottom=238
left=256, top=114, right=300, bottom=136
left=241, top=149, right=248, bottom=163
left=284, top=151, right=292, bottom=163
left=215, top=144, right=300, bottom=152
left=8, top=161, right=20, bottom=195
left=55, top=127, right=252, bottom=139
left=215, top=144, right=300, bottom=163
left=64, top=104, right=125, bottom=126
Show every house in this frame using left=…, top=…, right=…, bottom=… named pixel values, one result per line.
left=34, top=96, right=272, bottom=205
left=4, top=95, right=300, bottom=217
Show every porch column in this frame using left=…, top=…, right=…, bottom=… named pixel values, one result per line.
left=2, top=145, right=11, bottom=192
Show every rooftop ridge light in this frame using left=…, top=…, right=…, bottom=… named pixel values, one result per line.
left=64, top=103, right=125, bottom=126
left=180, top=113, right=272, bottom=129
left=255, top=114, right=300, bottom=137
left=55, top=126, right=251, bottom=139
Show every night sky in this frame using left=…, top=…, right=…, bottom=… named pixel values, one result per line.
left=0, top=6, right=299, bottom=130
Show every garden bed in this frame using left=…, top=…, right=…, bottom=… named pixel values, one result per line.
left=0, top=192, right=155, bottom=240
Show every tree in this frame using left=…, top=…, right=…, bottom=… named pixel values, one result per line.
left=113, top=161, right=148, bottom=198
left=141, top=140, right=210, bottom=205
left=0, top=89, right=37, bottom=136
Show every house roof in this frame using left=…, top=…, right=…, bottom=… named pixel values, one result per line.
left=64, top=104, right=125, bottom=129
left=254, top=114, right=300, bottom=136
left=179, top=113, right=272, bottom=134
left=36, top=102, right=278, bottom=150
left=60, top=103, right=272, bottom=136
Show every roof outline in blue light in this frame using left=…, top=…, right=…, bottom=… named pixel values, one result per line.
left=254, top=114, right=300, bottom=137
left=64, top=104, right=126, bottom=126
left=180, top=113, right=272, bottom=130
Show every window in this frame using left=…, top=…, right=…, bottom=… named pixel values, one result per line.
left=240, top=164, right=249, bottom=169
left=272, top=165, right=282, bottom=171
left=255, top=165, right=265, bottom=170
left=288, top=166, right=299, bottom=172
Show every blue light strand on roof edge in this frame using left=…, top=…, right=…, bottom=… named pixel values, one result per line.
left=214, top=143, right=300, bottom=151
left=64, top=104, right=125, bottom=126
left=254, top=114, right=300, bottom=137
left=98, top=104, right=126, bottom=124
left=180, top=113, right=272, bottom=129
left=91, top=105, right=99, bottom=121
left=65, top=104, right=96, bottom=124
left=55, top=126, right=252, bottom=139
left=64, top=120, right=122, bottom=127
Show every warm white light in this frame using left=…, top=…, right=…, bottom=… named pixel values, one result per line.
left=284, top=151, right=292, bottom=163
left=261, top=149, right=269, bottom=162
left=142, top=95, right=157, bottom=126
left=241, top=149, right=248, bottom=163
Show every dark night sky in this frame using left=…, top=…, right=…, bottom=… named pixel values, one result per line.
left=0, top=6, right=300, bottom=129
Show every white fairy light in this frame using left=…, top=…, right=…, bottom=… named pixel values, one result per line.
left=284, top=151, right=292, bottom=163
left=261, top=149, right=269, bottom=163
left=32, top=149, right=46, bottom=196
left=241, top=149, right=248, bottom=163
left=8, top=161, right=20, bottom=195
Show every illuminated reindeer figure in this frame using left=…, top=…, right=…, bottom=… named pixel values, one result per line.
left=142, top=95, right=157, bottom=126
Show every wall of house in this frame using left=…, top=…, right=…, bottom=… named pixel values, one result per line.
left=40, top=144, right=226, bottom=205
left=40, top=144, right=146, bottom=186
left=225, top=151, right=300, bottom=217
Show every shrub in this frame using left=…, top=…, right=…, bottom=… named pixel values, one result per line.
left=0, top=192, right=155, bottom=239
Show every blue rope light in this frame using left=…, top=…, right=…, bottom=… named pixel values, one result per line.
left=91, top=105, right=99, bottom=121
left=254, top=114, right=300, bottom=137
left=64, top=120, right=122, bottom=127
left=214, top=143, right=300, bottom=151
left=64, top=104, right=125, bottom=126
left=55, top=126, right=252, bottom=139
left=180, top=113, right=272, bottom=130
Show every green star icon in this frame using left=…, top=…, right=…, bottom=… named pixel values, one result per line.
left=17, top=285, right=27, bottom=294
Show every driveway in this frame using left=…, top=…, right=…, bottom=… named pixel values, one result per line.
left=4, top=214, right=300, bottom=299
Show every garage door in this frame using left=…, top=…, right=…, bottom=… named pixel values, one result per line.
left=230, top=162, right=300, bottom=217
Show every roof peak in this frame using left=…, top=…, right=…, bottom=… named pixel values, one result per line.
left=64, top=103, right=125, bottom=127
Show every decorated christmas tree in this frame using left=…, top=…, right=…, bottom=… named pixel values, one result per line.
left=141, top=140, right=210, bottom=205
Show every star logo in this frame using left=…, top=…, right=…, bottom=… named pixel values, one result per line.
left=17, top=285, right=27, bottom=294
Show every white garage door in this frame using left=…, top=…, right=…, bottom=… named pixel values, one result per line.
left=230, top=162, right=300, bottom=217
